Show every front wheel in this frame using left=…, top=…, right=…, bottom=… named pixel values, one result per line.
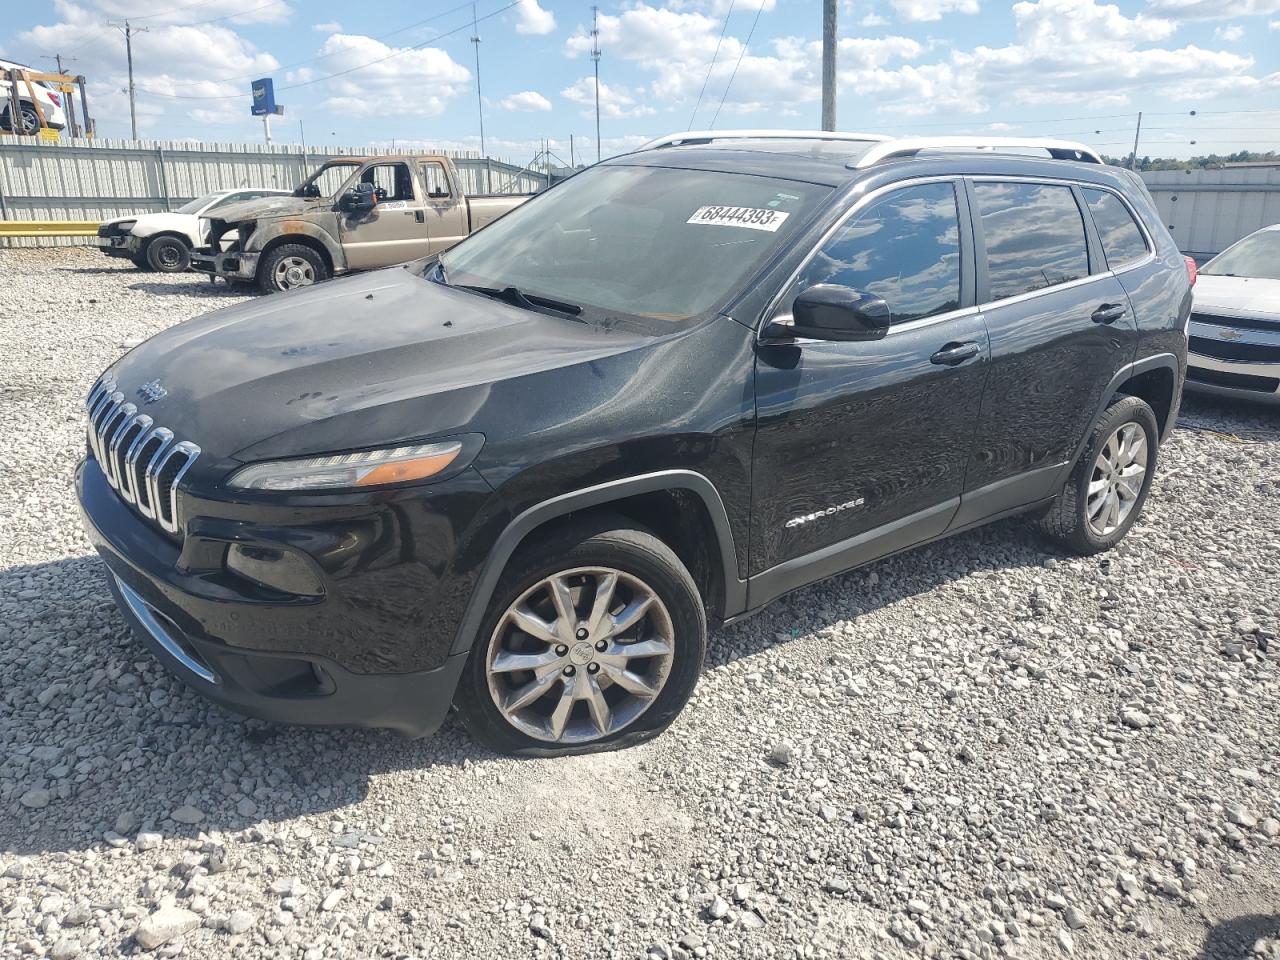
left=145, top=236, right=191, bottom=273
left=258, top=243, right=329, bottom=293
left=455, top=521, right=707, bottom=756
left=1038, top=395, right=1159, bottom=555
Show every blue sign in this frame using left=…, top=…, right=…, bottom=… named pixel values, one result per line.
left=250, top=78, right=281, bottom=116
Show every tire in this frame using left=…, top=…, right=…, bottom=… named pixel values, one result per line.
left=1, top=103, right=39, bottom=135
left=454, top=519, right=707, bottom=757
left=144, top=235, right=191, bottom=273
left=129, top=253, right=152, bottom=271
left=1038, top=395, right=1159, bottom=555
left=257, top=243, right=329, bottom=294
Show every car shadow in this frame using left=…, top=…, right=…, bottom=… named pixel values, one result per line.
left=125, top=279, right=251, bottom=297
left=1, top=510, right=1055, bottom=858
left=1200, top=914, right=1280, bottom=959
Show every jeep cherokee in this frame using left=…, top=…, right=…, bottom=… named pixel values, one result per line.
left=77, top=131, right=1191, bottom=756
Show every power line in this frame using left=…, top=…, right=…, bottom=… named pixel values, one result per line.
left=150, top=0, right=478, bottom=88
left=139, top=1, right=520, bottom=101
left=688, top=0, right=734, bottom=130
left=710, top=0, right=766, bottom=128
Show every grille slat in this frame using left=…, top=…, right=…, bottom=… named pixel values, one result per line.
left=84, top=376, right=200, bottom=535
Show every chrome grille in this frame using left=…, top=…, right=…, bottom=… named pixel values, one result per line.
left=86, top=375, right=200, bottom=535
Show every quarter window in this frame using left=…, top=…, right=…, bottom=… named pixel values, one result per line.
left=974, top=182, right=1088, bottom=301
left=795, top=182, right=962, bottom=325
left=1082, top=188, right=1149, bottom=268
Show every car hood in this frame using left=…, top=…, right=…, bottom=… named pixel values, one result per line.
left=126, top=212, right=197, bottom=237
left=205, top=195, right=324, bottom=224
left=1194, top=274, right=1280, bottom=322
left=105, top=267, right=651, bottom=465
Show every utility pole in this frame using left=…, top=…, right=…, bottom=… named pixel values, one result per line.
left=42, top=53, right=80, bottom=137
left=110, top=20, right=147, bottom=140
left=821, top=0, right=836, bottom=131
left=591, top=6, right=602, bottom=162
left=1129, top=112, right=1143, bottom=171
left=471, top=3, right=486, bottom=157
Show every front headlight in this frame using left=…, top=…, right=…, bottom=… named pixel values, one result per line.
left=227, top=440, right=465, bottom=492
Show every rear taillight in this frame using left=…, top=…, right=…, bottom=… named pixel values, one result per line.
left=1184, top=255, right=1197, bottom=287
left=47, top=92, right=61, bottom=107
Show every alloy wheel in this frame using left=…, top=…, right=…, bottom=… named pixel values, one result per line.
left=1087, top=422, right=1148, bottom=537
left=485, top=566, right=675, bottom=744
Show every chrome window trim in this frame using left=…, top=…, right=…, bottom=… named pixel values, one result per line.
left=977, top=270, right=1116, bottom=312
left=1074, top=182, right=1157, bottom=274
left=758, top=175, right=964, bottom=339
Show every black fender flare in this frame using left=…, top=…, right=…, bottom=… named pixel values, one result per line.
left=449, top=470, right=747, bottom=656
left=1055, top=352, right=1182, bottom=488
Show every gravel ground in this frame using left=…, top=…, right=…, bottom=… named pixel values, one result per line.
left=2, top=246, right=1278, bottom=960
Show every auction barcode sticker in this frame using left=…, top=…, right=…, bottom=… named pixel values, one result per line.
left=687, top=205, right=790, bottom=233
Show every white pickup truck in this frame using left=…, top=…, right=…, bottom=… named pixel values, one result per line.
left=190, top=154, right=534, bottom=293
left=97, top=189, right=290, bottom=273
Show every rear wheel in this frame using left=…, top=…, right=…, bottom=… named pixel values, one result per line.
left=455, top=520, right=707, bottom=756
left=1039, top=395, right=1159, bottom=555
left=258, top=243, right=328, bottom=293
left=1, top=103, right=39, bottom=135
left=145, top=235, right=191, bottom=273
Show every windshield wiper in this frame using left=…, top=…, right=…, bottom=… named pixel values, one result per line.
left=455, top=283, right=583, bottom=317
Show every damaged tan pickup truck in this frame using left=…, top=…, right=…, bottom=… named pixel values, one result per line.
left=191, top=154, right=534, bottom=293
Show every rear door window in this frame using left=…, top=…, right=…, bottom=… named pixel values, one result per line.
left=794, top=181, right=963, bottom=325
left=1082, top=188, right=1149, bottom=268
left=974, top=182, right=1088, bottom=301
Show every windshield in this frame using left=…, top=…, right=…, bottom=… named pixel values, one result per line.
left=177, top=193, right=223, bottom=215
left=438, top=164, right=830, bottom=323
left=1202, top=230, right=1280, bottom=281
left=294, top=161, right=360, bottom=199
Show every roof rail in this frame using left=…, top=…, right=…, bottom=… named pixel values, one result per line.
left=852, top=137, right=1103, bottom=168
left=638, top=129, right=892, bottom=152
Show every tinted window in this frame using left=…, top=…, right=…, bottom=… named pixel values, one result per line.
left=1083, top=188, right=1148, bottom=268
left=975, top=182, right=1088, bottom=301
left=795, top=182, right=962, bottom=325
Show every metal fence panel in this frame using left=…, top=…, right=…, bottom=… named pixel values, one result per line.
left=1141, top=167, right=1280, bottom=259
left=0, top=137, right=549, bottom=246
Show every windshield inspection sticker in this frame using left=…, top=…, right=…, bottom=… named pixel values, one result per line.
left=687, top=205, right=790, bottom=233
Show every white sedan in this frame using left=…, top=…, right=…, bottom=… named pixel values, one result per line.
left=97, top=188, right=289, bottom=273
left=1185, top=224, right=1280, bottom=405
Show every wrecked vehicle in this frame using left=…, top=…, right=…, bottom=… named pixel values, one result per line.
left=190, top=154, right=533, bottom=293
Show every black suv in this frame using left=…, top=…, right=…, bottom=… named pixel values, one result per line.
left=77, top=133, right=1191, bottom=756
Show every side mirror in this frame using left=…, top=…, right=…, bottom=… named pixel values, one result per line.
left=784, top=284, right=891, bottom=341
left=339, top=184, right=377, bottom=213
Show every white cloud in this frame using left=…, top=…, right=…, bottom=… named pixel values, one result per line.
left=514, top=0, right=556, bottom=35
left=498, top=90, right=553, bottom=112
left=1272, top=16, right=1280, bottom=25
left=561, top=78, right=656, bottom=119
left=860, top=12, right=891, bottom=25
left=316, top=34, right=471, bottom=118
left=890, top=0, right=980, bottom=21
left=314, top=21, right=343, bottom=34
left=1215, top=23, right=1246, bottom=37
left=1147, top=0, right=1280, bottom=19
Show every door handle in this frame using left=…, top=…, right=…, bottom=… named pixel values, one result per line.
left=415, top=210, right=425, bottom=223
left=1091, top=303, right=1126, bottom=324
left=930, top=341, right=980, bottom=366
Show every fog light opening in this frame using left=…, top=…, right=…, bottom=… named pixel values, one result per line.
left=226, top=543, right=325, bottom=597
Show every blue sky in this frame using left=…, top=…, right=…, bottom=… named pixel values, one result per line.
left=8, top=0, right=1280, bottom=162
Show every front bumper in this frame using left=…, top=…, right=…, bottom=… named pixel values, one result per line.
left=191, top=248, right=259, bottom=281
left=1186, top=318, right=1280, bottom=405
left=76, top=458, right=471, bottom=737
left=98, top=234, right=141, bottom=259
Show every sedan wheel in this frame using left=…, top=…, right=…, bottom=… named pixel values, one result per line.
left=485, top=566, right=676, bottom=745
